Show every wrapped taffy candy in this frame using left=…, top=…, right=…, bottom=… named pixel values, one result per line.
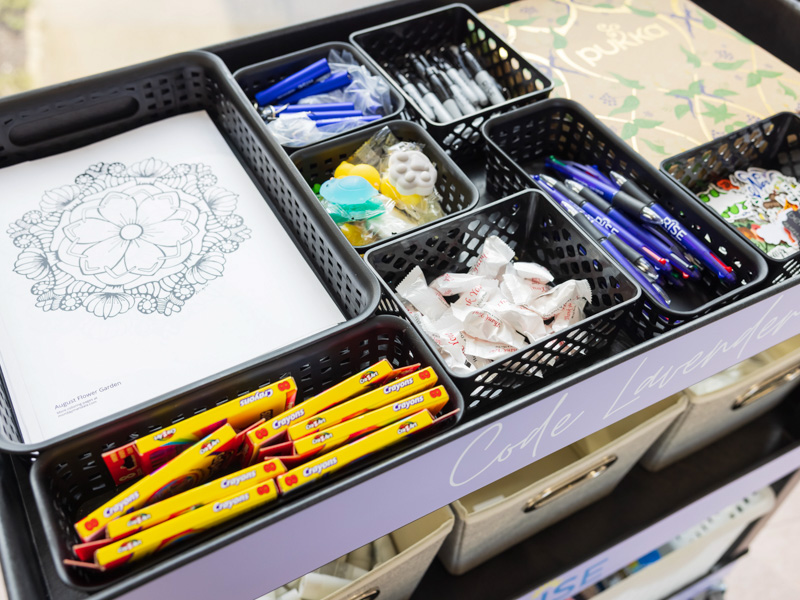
left=396, top=236, right=592, bottom=372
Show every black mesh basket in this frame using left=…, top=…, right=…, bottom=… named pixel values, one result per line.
left=482, top=98, right=769, bottom=340
left=350, top=3, right=552, bottom=159
left=29, top=315, right=463, bottom=591
left=0, top=51, right=381, bottom=454
left=289, top=120, right=480, bottom=252
left=364, top=190, right=641, bottom=410
left=233, top=42, right=404, bottom=151
left=661, top=112, right=800, bottom=285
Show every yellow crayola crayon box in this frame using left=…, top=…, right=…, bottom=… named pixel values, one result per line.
left=105, top=458, right=285, bottom=541
left=76, top=424, right=241, bottom=543
left=277, top=410, right=437, bottom=494
left=102, top=377, right=297, bottom=485
left=241, top=361, right=417, bottom=465
left=291, top=386, right=449, bottom=457
left=67, top=479, right=280, bottom=571
left=286, top=367, right=438, bottom=441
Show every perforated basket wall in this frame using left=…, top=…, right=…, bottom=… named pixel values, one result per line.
left=233, top=41, right=405, bottom=152
left=350, top=3, right=552, bottom=159
left=661, top=112, right=800, bottom=285
left=364, top=190, right=640, bottom=410
left=0, top=51, right=380, bottom=454
left=289, top=120, right=480, bottom=251
left=29, top=315, right=463, bottom=591
left=482, top=98, right=768, bottom=341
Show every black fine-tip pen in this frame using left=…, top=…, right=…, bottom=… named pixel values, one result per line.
left=392, top=70, right=435, bottom=120
left=433, top=54, right=481, bottom=107
left=414, top=78, right=452, bottom=123
left=424, top=68, right=463, bottom=119
left=446, top=45, right=490, bottom=106
left=434, top=66, right=477, bottom=115
left=456, top=43, right=506, bottom=105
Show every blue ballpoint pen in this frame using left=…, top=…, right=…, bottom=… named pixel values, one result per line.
left=558, top=200, right=671, bottom=306
left=563, top=161, right=614, bottom=187
left=535, top=176, right=659, bottom=282
left=546, top=157, right=663, bottom=225
left=608, top=171, right=737, bottom=284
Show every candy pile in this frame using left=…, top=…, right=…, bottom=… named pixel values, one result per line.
left=698, top=167, right=800, bottom=259
left=396, top=236, right=592, bottom=373
left=257, top=536, right=397, bottom=600
left=314, top=126, right=446, bottom=247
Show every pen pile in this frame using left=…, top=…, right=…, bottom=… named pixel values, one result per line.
left=697, top=167, right=800, bottom=259
left=313, top=126, right=446, bottom=247
left=396, top=235, right=592, bottom=373
left=252, top=49, right=394, bottom=147
left=66, top=363, right=456, bottom=572
left=534, top=157, right=739, bottom=309
left=388, top=44, right=506, bottom=123
left=258, top=537, right=397, bottom=600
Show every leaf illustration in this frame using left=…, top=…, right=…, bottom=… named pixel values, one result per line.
left=628, top=5, right=656, bottom=17
left=675, top=104, right=690, bottom=119
left=757, top=69, right=782, bottom=78
left=552, top=77, right=564, bottom=88
left=642, top=139, right=669, bottom=155
left=609, top=95, right=640, bottom=116
left=779, top=81, right=797, bottom=99
left=680, top=46, right=701, bottom=68
left=667, top=80, right=702, bottom=98
left=507, top=17, right=539, bottom=26
left=730, top=30, right=754, bottom=45
left=633, top=118, right=663, bottom=129
left=551, top=28, right=568, bottom=49
left=595, top=3, right=615, bottom=7
left=555, top=13, right=569, bottom=26
left=712, top=88, right=738, bottom=97
left=713, top=60, right=747, bottom=70
left=701, top=101, right=735, bottom=124
left=701, top=13, right=717, bottom=29
left=621, top=122, right=639, bottom=140
left=610, top=72, right=644, bottom=89
left=746, top=72, right=762, bottom=87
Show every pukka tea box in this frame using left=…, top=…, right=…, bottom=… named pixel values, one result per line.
left=277, top=410, right=437, bottom=494
left=291, top=386, right=450, bottom=457
left=76, top=424, right=241, bottom=542
left=69, top=479, right=280, bottom=571
left=102, top=377, right=297, bottom=485
left=105, top=458, right=286, bottom=541
left=241, top=361, right=418, bottom=464
left=286, top=367, right=438, bottom=441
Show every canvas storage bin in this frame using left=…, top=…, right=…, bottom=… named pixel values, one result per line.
left=438, top=395, right=688, bottom=575
left=642, top=334, right=800, bottom=472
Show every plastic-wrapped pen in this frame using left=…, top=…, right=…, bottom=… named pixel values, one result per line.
left=280, top=71, right=351, bottom=104
left=455, top=44, right=506, bottom=105
left=608, top=171, right=737, bottom=283
left=258, top=102, right=355, bottom=120
left=546, top=157, right=663, bottom=225
left=314, top=115, right=381, bottom=127
left=393, top=71, right=435, bottom=120
left=254, top=58, right=330, bottom=105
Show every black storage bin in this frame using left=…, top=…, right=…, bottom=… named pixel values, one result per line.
left=661, top=112, right=800, bottom=284
left=233, top=42, right=404, bottom=151
left=482, top=98, right=769, bottom=340
left=0, top=51, right=381, bottom=455
left=350, top=3, right=552, bottom=159
left=289, top=120, right=480, bottom=252
left=364, top=190, right=641, bottom=409
left=29, top=315, right=463, bottom=591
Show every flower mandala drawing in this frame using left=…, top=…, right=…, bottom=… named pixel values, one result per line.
left=6, top=158, right=251, bottom=318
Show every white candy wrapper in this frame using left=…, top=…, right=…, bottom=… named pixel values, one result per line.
left=512, top=262, right=554, bottom=283
left=430, top=272, right=486, bottom=296
left=551, top=300, right=588, bottom=333
left=468, top=235, right=515, bottom=278
left=500, top=272, right=551, bottom=306
left=453, top=281, right=499, bottom=310
left=396, top=266, right=449, bottom=320
left=464, top=335, right=520, bottom=361
left=452, top=302, right=527, bottom=348
left=527, top=279, right=592, bottom=320
left=490, top=297, right=549, bottom=342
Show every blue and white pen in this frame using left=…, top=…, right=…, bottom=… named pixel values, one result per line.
left=255, top=58, right=331, bottom=106
left=609, top=171, right=736, bottom=283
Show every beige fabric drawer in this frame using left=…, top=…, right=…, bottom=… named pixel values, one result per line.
left=438, top=395, right=687, bottom=575
left=642, top=335, right=800, bottom=472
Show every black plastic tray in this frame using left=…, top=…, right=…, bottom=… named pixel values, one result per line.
left=0, top=51, right=381, bottom=454
left=482, top=98, right=769, bottom=340
left=350, top=3, right=552, bottom=159
left=364, top=189, right=641, bottom=410
left=29, top=315, right=463, bottom=591
left=233, top=41, right=405, bottom=151
left=661, top=112, right=800, bottom=285
left=290, top=120, right=480, bottom=251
